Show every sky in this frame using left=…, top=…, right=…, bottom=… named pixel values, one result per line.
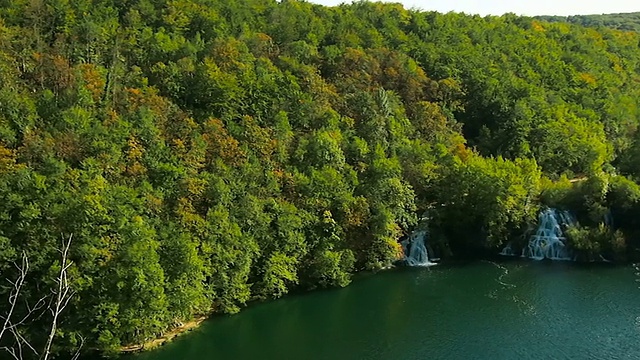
left=308, top=0, right=640, bottom=17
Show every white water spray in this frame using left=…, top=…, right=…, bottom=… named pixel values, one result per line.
left=500, top=243, right=517, bottom=256
left=522, top=208, right=574, bottom=261
left=401, top=229, right=436, bottom=267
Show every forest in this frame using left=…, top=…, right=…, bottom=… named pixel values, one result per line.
left=536, top=12, right=640, bottom=32
left=1, top=0, right=640, bottom=358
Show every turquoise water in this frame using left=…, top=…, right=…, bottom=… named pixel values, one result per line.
left=133, top=261, right=640, bottom=360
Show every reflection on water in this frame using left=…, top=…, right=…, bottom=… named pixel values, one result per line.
left=131, top=261, right=640, bottom=360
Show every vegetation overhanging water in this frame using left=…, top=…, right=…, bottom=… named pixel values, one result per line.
left=130, top=260, right=640, bottom=360
left=2, top=0, right=640, bottom=358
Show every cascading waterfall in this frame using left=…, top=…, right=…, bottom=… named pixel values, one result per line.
left=500, top=223, right=535, bottom=257
left=522, top=208, right=575, bottom=261
left=499, top=243, right=517, bottom=256
left=401, top=229, right=436, bottom=267
left=604, top=210, right=614, bottom=228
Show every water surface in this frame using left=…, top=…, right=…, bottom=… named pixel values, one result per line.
left=135, top=261, right=640, bottom=360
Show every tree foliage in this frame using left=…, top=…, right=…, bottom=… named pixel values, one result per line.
left=1, top=1, right=640, bottom=356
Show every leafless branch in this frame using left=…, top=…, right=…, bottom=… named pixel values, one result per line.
left=0, top=252, right=29, bottom=343
left=1, top=346, right=20, bottom=360
left=10, top=324, right=38, bottom=356
left=70, top=336, right=85, bottom=360
left=9, top=296, right=48, bottom=330
left=1, top=234, right=79, bottom=360
left=1, top=322, right=39, bottom=360
left=41, top=234, right=75, bottom=360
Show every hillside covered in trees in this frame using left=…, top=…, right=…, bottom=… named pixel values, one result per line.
left=2, top=0, right=640, bottom=357
left=536, top=12, right=640, bottom=32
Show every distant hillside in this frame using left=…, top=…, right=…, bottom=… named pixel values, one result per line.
left=536, top=12, right=640, bottom=32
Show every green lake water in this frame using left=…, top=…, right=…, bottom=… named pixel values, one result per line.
left=133, top=260, right=640, bottom=360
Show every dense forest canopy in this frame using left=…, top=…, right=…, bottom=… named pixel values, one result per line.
left=536, top=12, right=640, bottom=32
left=1, top=0, right=640, bottom=357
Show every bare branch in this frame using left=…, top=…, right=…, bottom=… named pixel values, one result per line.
left=1, top=234, right=80, bottom=360
left=10, top=295, right=48, bottom=329
left=70, top=336, right=85, bottom=360
left=11, top=324, right=39, bottom=356
left=41, top=234, right=75, bottom=360
left=1, top=346, right=20, bottom=360
left=0, top=252, right=29, bottom=343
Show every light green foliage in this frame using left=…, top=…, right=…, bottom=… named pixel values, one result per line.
left=1, top=0, right=640, bottom=356
left=158, top=226, right=209, bottom=319
left=566, top=224, right=626, bottom=261
left=312, top=248, right=355, bottom=287
left=251, top=199, right=307, bottom=299
left=536, top=13, right=640, bottom=32
left=530, top=111, right=612, bottom=175
left=259, top=251, right=299, bottom=299
left=608, top=176, right=640, bottom=210
left=539, top=176, right=576, bottom=208
left=436, top=155, right=541, bottom=250
left=203, top=206, right=257, bottom=313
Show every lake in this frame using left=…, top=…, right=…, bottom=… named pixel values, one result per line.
left=132, top=260, right=640, bottom=360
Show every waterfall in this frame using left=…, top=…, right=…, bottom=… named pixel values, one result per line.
left=604, top=210, right=614, bottom=228
left=401, top=229, right=436, bottom=267
left=500, top=243, right=517, bottom=256
left=522, top=208, right=574, bottom=261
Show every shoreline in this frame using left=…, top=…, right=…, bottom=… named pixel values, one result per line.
left=118, top=255, right=629, bottom=354
left=120, top=316, right=208, bottom=353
